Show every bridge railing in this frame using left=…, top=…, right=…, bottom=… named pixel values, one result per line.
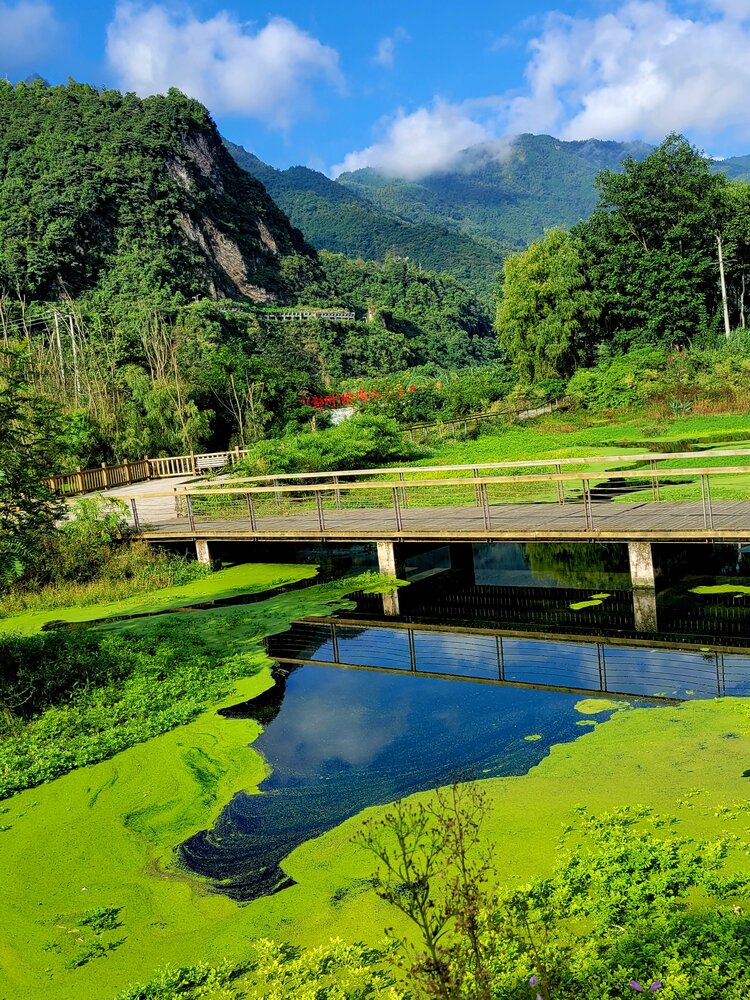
left=190, top=446, right=750, bottom=493
left=122, top=461, right=750, bottom=538
left=45, top=449, right=250, bottom=496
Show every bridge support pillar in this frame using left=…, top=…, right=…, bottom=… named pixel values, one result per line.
left=377, top=540, right=401, bottom=616
left=628, top=541, right=655, bottom=589
left=195, top=539, right=212, bottom=567
left=628, top=542, right=657, bottom=631
left=633, top=588, right=658, bottom=632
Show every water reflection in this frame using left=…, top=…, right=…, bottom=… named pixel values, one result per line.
left=269, top=621, right=750, bottom=701
left=179, top=663, right=608, bottom=902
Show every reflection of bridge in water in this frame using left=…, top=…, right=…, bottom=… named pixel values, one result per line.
left=267, top=618, right=750, bottom=704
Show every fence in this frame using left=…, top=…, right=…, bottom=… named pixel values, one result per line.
left=121, top=458, right=750, bottom=540
left=45, top=449, right=249, bottom=497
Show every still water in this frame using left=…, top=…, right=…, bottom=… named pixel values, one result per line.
left=179, top=539, right=750, bottom=902
left=180, top=661, right=621, bottom=901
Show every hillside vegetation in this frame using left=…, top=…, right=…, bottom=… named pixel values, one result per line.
left=226, top=140, right=505, bottom=304
left=0, top=81, right=497, bottom=487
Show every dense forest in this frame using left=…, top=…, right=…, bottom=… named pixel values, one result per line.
left=0, top=80, right=497, bottom=475
left=226, top=140, right=506, bottom=304
left=496, top=134, right=750, bottom=384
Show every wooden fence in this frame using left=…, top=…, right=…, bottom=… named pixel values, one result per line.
left=45, top=449, right=249, bottom=497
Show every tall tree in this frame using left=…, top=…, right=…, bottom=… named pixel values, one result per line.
left=495, top=228, right=599, bottom=382
left=577, top=134, right=730, bottom=349
left=0, top=353, right=64, bottom=586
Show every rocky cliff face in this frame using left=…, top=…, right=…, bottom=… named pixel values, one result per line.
left=0, top=81, right=317, bottom=303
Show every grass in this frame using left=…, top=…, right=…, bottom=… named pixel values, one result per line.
left=0, top=548, right=211, bottom=619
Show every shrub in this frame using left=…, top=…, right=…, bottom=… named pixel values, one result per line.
left=233, top=412, right=421, bottom=477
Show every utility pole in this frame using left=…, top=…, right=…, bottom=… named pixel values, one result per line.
left=717, top=233, right=731, bottom=338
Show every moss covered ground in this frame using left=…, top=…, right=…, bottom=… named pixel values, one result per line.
left=3, top=559, right=750, bottom=999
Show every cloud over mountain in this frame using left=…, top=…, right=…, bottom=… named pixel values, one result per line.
left=336, top=0, right=750, bottom=178
left=107, top=4, right=343, bottom=129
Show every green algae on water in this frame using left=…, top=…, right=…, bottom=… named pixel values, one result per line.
left=691, top=584, right=750, bottom=598
left=0, top=569, right=403, bottom=1000
left=575, top=698, right=621, bottom=715
left=569, top=592, right=611, bottom=611
left=0, top=562, right=319, bottom=636
left=524, top=734, right=542, bottom=741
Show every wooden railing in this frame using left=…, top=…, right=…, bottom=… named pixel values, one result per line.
left=45, top=449, right=249, bottom=497
left=402, top=396, right=567, bottom=442
left=120, top=457, right=750, bottom=540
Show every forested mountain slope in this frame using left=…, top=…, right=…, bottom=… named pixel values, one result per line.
left=0, top=80, right=317, bottom=304
left=337, top=134, right=654, bottom=249
left=225, top=140, right=505, bottom=304
left=0, top=80, right=498, bottom=468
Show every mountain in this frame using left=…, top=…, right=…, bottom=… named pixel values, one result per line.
left=225, top=140, right=505, bottom=304
left=715, top=155, right=750, bottom=182
left=0, top=80, right=316, bottom=304
left=336, top=134, right=655, bottom=249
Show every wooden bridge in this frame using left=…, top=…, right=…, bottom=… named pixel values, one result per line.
left=74, top=445, right=750, bottom=624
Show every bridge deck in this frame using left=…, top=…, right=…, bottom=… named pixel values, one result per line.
left=134, top=497, right=750, bottom=543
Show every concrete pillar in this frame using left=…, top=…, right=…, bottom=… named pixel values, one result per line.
left=628, top=541, right=655, bottom=589
left=377, top=540, right=400, bottom=616
left=195, top=539, right=212, bottom=566
left=633, top=588, right=658, bottom=632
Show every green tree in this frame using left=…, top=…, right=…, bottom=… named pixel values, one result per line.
left=578, top=134, right=730, bottom=349
left=495, top=228, right=599, bottom=381
left=0, top=354, right=64, bottom=585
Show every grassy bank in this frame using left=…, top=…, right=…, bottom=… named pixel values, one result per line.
left=0, top=562, right=317, bottom=636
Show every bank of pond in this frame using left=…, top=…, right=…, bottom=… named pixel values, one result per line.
left=2, top=556, right=750, bottom=998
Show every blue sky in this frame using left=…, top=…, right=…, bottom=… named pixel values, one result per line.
left=2, top=0, right=750, bottom=177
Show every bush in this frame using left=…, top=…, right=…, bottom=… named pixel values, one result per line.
left=567, top=348, right=668, bottom=410
left=233, top=413, right=422, bottom=477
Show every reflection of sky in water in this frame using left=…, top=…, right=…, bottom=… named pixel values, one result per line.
left=179, top=664, right=602, bottom=902
left=180, top=624, right=750, bottom=903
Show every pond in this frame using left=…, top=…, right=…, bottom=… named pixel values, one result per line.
left=179, top=659, right=627, bottom=901
left=179, top=607, right=750, bottom=903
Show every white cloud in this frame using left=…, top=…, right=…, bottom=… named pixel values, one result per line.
left=331, top=98, right=493, bottom=178
left=0, top=0, right=62, bottom=68
left=106, top=4, right=343, bottom=128
left=335, top=1, right=750, bottom=180
left=372, top=26, right=409, bottom=68
left=507, top=1, right=750, bottom=143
